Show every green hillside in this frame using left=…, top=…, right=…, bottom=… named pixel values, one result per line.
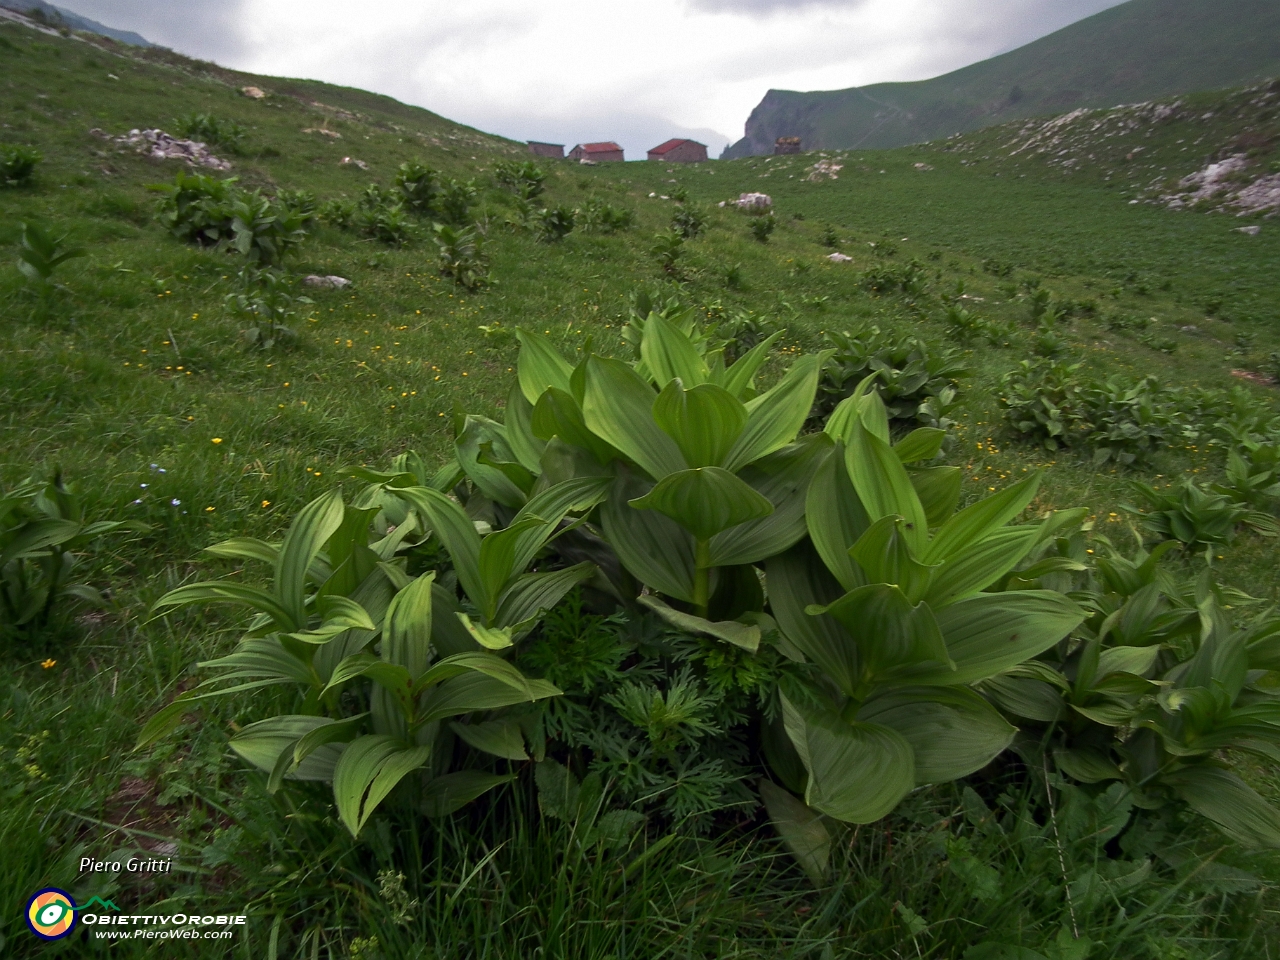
left=4, top=19, right=1280, bottom=960
left=723, top=0, right=1280, bottom=157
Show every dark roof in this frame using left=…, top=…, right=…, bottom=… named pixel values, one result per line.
left=575, top=141, right=623, bottom=153
left=528, top=141, right=564, bottom=147
left=649, top=138, right=705, bottom=154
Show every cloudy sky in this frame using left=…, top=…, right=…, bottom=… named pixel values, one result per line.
left=54, top=0, right=1127, bottom=157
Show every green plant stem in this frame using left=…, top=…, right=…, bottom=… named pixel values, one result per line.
left=693, top=540, right=711, bottom=618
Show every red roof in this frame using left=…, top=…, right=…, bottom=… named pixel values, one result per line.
left=649, top=138, right=704, bottom=155
left=577, top=141, right=622, bottom=153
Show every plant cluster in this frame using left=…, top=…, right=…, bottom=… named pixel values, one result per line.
left=1, top=472, right=134, bottom=641
left=533, top=205, right=575, bottom=243
left=861, top=259, right=928, bottom=298
left=493, top=160, right=546, bottom=201
left=172, top=113, right=246, bottom=152
left=145, top=308, right=1121, bottom=880
left=812, top=325, right=968, bottom=434
left=16, top=220, right=85, bottom=322
left=155, top=171, right=308, bottom=266
left=749, top=213, right=776, bottom=243
left=998, top=360, right=1182, bottom=466
left=433, top=223, right=488, bottom=291
left=978, top=533, right=1280, bottom=848
left=1, top=144, right=41, bottom=186
left=225, top=266, right=313, bottom=351
left=577, top=198, right=635, bottom=233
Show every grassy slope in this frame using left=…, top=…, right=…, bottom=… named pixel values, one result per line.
left=722, top=0, right=1280, bottom=156
left=3, top=21, right=1280, bottom=958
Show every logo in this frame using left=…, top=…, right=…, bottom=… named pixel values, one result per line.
left=26, top=888, right=77, bottom=941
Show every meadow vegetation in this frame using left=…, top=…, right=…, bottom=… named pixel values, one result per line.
left=2, top=21, right=1280, bottom=959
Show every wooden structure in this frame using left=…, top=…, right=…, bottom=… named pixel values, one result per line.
left=646, top=138, right=708, bottom=163
left=774, top=136, right=802, bottom=155
left=527, top=141, right=564, bottom=159
left=568, top=141, right=624, bottom=162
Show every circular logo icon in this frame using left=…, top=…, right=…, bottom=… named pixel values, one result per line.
left=26, top=888, right=77, bottom=941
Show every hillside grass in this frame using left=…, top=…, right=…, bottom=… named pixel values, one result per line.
left=2, top=20, right=1280, bottom=959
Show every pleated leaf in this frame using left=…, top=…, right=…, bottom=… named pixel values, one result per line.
left=629, top=466, right=774, bottom=542
left=652, top=380, right=746, bottom=468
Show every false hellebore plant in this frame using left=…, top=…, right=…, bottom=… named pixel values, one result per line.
left=138, top=482, right=590, bottom=836
left=425, top=317, right=1085, bottom=876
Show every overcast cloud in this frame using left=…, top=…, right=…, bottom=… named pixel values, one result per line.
left=55, top=0, right=1127, bottom=157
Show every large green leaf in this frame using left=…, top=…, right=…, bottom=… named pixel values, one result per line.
left=726, top=353, right=829, bottom=472
left=859, top=686, right=1015, bottom=784
left=805, top=441, right=870, bottom=591
left=923, top=473, right=1041, bottom=565
left=783, top=693, right=915, bottom=823
left=894, top=428, right=947, bottom=465
left=1165, top=765, right=1280, bottom=848
left=507, top=476, right=611, bottom=574
left=150, top=581, right=296, bottom=632
left=720, top=331, right=784, bottom=399
left=601, top=472, right=696, bottom=602
left=924, top=527, right=1040, bottom=608
left=333, top=734, right=432, bottom=836
left=455, top=416, right=530, bottom=508
left=504, top=381, right=546, bottom=474
left=417, top=671, right=561, bottom=725
left=759, top=780, right=830, bottom=885
left=849, top=516, right=937, bottom=603
left=629, top=466, right=774, bottom=542
left=908, top=591, right=1084, bottom=685
left=766, top=542, right=857, bottom=690
left=197, top=637, right=315, bottom=685
left=583, top=356, right=685, bottom=480
left=395, top=487, right=482, bottom=609
left=450, top=719, right=528, bottom=760
left=516, top=328, right=574, bottom=403
left=201, top=537, right=279, bottom=566
left=909, top=466, right=964, bottom=529
left=533, top=388, right=619, bottom=466
left=0, top=518, right=80, bottom=566
left=638, top=594, right=761, bottom=652
left=846, top=419, right=928, bottom=555
left=422, top=770, right=516, bottom=818
left=494, top=562, right=597, bottom=629
left=476, top=516, right=547, bottom=618
left=814, top=583, right=951, bottom=679
left=640, top=312, right=709, bottom=387
left=651, top=381, right=746, bottom=468
left=276, top=490, right=346, bottom=627
left=708, top=436, right=827, bottom=566
left=382, top=572, right=435, bottom=680
left=229, top=715, right=333, bottom=774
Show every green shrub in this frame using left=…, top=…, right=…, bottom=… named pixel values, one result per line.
left=434, top=223, right=488, bottom=291
left=434, top=178, right=477, bottom=225
left=1, top=144, right=41, bottom=186
left=672, top=205, right=705, bottom=239
left=155, top=171, right=308, bottom=265
left=534, top=205, right=575, bottom=243
left=980, top=534, right=1280, bottom=848
left=578, top=198, right=634, bottom=233
left=1, top=472, right=134, bottom=639
left=650, top=230, right=685, bottom=276
left=172, top=113, right=246, bottom=152
left=354, top=190, right=412, bottom=246
left=394, top=160, right=438, bottom=214
left=944, top=303, right=1012, bottom=346
left=493, top=160, right=546, bottom=200
left=1124, top=480, right=1277, bottom=548
left=16, top=221, right=86, bottom=321
left=749, top=213, right=776, bottom=243
left=812, top=325, right=969, bottom=432
left=225, top=267, right=311, bottom=351
left=860, top=259, right=927, bottom=297
left=999, top=361, right=1182, bottom=466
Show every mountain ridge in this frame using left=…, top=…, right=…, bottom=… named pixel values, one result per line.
left=723, top=0, right=1280, bottom=158
left=0, top=0, right=154, bottom=47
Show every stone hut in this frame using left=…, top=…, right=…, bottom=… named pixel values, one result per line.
left=527, top=141, right=565, bottom=159
left=774, top=136, right=802, bottom=155
left=646, top=138, right=708, bottom=163
left=568, top=141, right=625, bottom=162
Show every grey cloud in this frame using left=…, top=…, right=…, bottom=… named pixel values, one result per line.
left=52, top=0, right=251, bottom=63
left=685, top=0, right=865, bottom=16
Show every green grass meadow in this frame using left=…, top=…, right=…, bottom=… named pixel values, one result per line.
left=2, top=21, right=1280, bottom=959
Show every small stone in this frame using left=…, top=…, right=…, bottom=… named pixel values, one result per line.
left=303, top=275, right=351, bottom=289
left=827, top=252, right=853, bottom=263
left=241, top=86, right=266, bottom=99
left=1235, top=225, right=1261, bottom=236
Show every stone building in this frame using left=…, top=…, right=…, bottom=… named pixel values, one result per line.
left=646, top=138, right=708, bottom=163
left=774, top=136, right=802, bottom=155
left=527, top=142, right=564, bottom=159
left=568, top=141, right=625, bottom=162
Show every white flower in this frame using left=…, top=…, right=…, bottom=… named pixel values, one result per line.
left=171, top=498, right=181, bottom=506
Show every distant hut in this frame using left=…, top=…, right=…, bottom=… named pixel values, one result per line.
left=774, top=136, right=802, bottom=155
left=527, top=141, right=565, bottom=159
left=646, top=138, right=708, bottom=163
left=568, top=141, right=625, bottom=163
